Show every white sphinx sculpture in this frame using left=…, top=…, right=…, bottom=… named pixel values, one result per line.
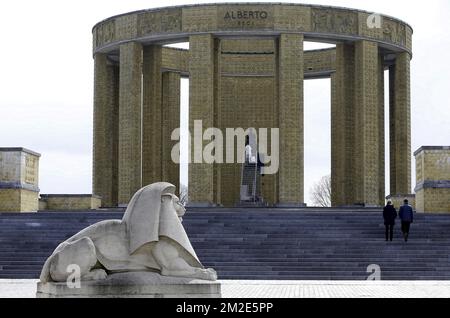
left=39, top=182, right=217, bottom=283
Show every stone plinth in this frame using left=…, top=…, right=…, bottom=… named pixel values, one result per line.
left=0, top=148, right=40, bottom=212
left=414, top=146, right=450, bottom=213
left=36, top=272, right=221, bottom=298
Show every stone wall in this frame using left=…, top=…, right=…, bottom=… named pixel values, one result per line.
left=161, top=47, right=188, bottom=74
left=161, top=46, right=335, bottom=79
left=416, top=188, right=450, bottom=213
left=39, top=195, right=102, bottom=211
left=21, top=189, right=40, bottom=212
left=0, top=189, right=20, bottom=212
left=0, top=189, right=39, bottom=212
left=218, top=38, right=277, bottom=206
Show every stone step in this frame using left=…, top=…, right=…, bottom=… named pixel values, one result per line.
left=1, top=209, right=450, bottom=280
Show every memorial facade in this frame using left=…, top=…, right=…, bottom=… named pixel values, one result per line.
left=92, top=3, right=413, bottom=208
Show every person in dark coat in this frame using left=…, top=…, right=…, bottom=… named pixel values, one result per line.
left=383, top=201, right=397, bottom=241
left=399, top=199, right=414, bottom=242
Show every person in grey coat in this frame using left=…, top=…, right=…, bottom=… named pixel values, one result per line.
left=399, top=199, right=414, bottom=242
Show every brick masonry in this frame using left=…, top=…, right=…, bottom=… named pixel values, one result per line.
left=414, top=147, right=450, bottom=213
left=332, top=43, right=356, bottom=207
left=162, top=71, right=181, bottom=192
left=118, top=42, right=143, bottom=206
left=390, top=52, right=412, bottom=196
left=160, top=46, right=335, bottom=79
left=278, top=34, right=304, bottom=206
left=0, top=189, right=40, bottom=213
left=218, top=38, right=277, bottom=206
left=93, top=4, right=412, bottom=55
left=331, top=42, right=386, bottom=207
left=378, top=53, right=386, bottom=207
left=142, top=45, right=163, bottom=187
left=93, top=54, right=119, bottom=207
left=39, top=195, right=101, bottom=211
left=188, top=34, right=216, bottom=205
left=0, top=148, right=40, bottom=212
left=354, top=40, right=381, bottom=206
left=386, top=194, right=416, bottom=211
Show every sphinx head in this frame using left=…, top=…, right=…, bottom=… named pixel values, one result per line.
left=122, top=182, right=187, bottom=254
left=162, top=193, right=186, bottom=219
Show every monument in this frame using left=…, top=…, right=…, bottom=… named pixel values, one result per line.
left=36, top=182, right=220, bottom=298
left=92, top=3, right=413, bottom=209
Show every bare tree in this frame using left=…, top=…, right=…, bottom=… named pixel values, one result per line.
left=310, top=175, right=331, bottom=207
left=179, top=184, right=188, bottom=206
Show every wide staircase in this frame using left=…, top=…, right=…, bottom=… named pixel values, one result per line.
left=1, top=208, right=450, bottom=280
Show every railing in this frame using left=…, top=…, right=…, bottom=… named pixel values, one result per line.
left=240, top=150, right=260, bottom=203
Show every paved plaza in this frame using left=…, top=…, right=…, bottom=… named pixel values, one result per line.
left=2, top=280, right=450, bottom=298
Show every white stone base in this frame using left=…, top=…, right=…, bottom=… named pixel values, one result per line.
left=36, top=272, right=221, bottom=298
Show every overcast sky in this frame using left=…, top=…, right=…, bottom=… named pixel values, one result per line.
left=0, top=0, right=449, bottom=205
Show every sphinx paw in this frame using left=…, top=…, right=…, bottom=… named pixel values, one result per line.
left=196, top=268, right=217, bottom=281
left=205, top=268, right=217, bottom=281
left=83, top=269, right=107, bottom=281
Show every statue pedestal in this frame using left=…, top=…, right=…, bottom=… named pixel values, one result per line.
left=36, top=271, right=221, bottom=298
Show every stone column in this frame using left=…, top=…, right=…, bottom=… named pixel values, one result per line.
left=162, top=71, right=181, bottom=191
left=142, top=45, right=163, bottom=186
left=331, top=44, right=356, bottom=206
left=330, top=72, right=339, bottom=205
left=188, top=34, right=216, bottom=206
left=277, top=34, right=304, bottom=206
left=389, top=52, right=412, bottom=196
left=378, top=53, right=386, bottom=206
left=213, top=38, right=221, bottom=205
left=118, top=42, right=143, bottom=206
left=93, top=53, right=119, bottom=207
left=354, top=40, right=381, bottom=206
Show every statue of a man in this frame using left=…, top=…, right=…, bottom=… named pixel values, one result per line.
left=39, top=182, right=217, bottom=283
